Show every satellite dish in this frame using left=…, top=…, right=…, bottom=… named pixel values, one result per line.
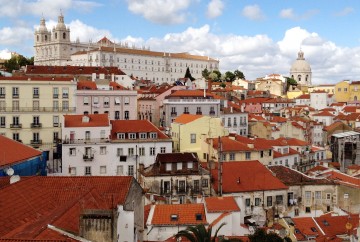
left=6, top=168, right=14, bottom=176
left=10, top=175, right=20, bottom=184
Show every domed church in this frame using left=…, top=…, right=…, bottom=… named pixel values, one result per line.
left=290, top=50, right=312, bottom=87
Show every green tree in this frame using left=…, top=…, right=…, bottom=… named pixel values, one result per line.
left=4, top=55, right=34, bottom=73
left=234, top=70, right=245, bottom=80
left=209, top=72, right=219, bottom=81
left=175, top=223, right=242, bottom=242
left=225, top=71, right=236, bottom=82
left=202, top=68, right=210, bottom=79
left=184, top=67, right=195, bottom=81
left=248, top=228, right=285, bottom=242
left=285, top=77, right=298, bottom=92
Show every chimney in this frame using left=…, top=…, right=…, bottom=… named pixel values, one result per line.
left=230, top=106, right=233, bottom=113
left=207, top=79, right=212, bottom=92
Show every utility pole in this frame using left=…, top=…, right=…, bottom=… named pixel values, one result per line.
left=218, top=136, right=223, bottom=196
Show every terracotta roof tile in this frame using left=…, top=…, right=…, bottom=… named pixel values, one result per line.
left=313, top=111, right=335, bottom=117
left=173, top=114, right=203, bottom=124
left=64, top=114, right=109, bottom=128
left=205, top=196, right=240, bottom=213
left=314, top=214, right=359, bottom=237
left=151, top=204, right=206, bottom=225
left=323, top=170, right=360, bottom=188
left=292, top=217, right=323, bottom=241
left=0, top=136, right=42, bottom=167
left=110, top=120, right=169, bottom=140
left=77, top=80, right=97, bottom=90
left=211, top=161, right=288, bottom=193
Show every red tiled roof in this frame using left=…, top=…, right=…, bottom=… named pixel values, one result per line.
left=205, top=196, right=240, bottom=212
left=313, top=111, right=335, bottom=117
left=347, top=164, right=360, bottom=170
left=110, top=120, right=169, bottom=140
left=109, top=81, right=127, bottom=90
left=167, top=90, right=213, bottom=98
left=77, top=80, right=97, bottom=90
left=296, top=94, right=310, bottom=99
left=314, top=214, right=359, bottom=237
left=0, top=76, right=73, bottom=82
left=292, top=217, right=323, bottom=241
left=323, top=121, right=348, bottom=131
left=173, top=114, right=203, bottom=124
left=151, top=204, right=206, bottom=225
left=212, top=137, right=252, bottom=151
left=0, top=176, right=133, bottom=238
left=211, top=161, right=288, bottom=193
left=25, top=65, right=126, bottom=75
left=64, top=114, right=109, bottom=128
left=342, top=106, right=358, bottom=113
left=0, top=136, right=42, bottom=167
left=272, top=148, right=299, bottom=158
left=323, top=170, right=360, bottom=188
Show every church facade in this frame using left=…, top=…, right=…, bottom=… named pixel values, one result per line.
left=34, top=14, right=219, bottom=84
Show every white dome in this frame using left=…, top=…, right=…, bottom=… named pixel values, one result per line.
left=290, top=50, right=311, bottom=72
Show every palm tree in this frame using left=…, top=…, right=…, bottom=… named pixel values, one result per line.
left=175, top=223, right=243, bottom=242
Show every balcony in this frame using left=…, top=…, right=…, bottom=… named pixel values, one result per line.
left=33, top=94, right=39, bottom=99
left=12, top=94, right=19, bottom=99
left=63, top=138, right=110, bottom=145
left=31, top=123, right=42, bottom=128
left=170, top=112, right=177, bottom=116
left=0, top=94, right=5, bottom=98
left=83, top=154, right=94, bottom=161
left=62, top=94, right=69, bottom=99
left=53, top=94, right=58, bottom=99
left=183, top=111, right=189, bottom=114
left=209, top=111, right=215, bottom=115
left=30, top=140, right=42, bottom=145
left=160, top=189, right=171, bottom=195
left=10, top=124, right=22, bottom=129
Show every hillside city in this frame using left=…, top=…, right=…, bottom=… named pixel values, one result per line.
left=0, top=13, right=359, bottom=242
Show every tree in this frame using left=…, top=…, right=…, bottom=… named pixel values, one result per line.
left=184, top=67, right=195, bottom=81
left=175, top=223, right=242, bottom=242
left=234, top=70, right=245, bottom=80
left=209, top=72, right=219, bottom=81
left=225, top=71, right=236, bottom=82
left=248, top=228, right=286, bottom=242
left=285, top=77, right=298, bottom=92
left=4, top=54, right=34, bottom=73
left=202, top=68, right=210, bottom=79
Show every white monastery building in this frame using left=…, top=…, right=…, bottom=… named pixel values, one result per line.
left=34, top=13, right=219, bottom=84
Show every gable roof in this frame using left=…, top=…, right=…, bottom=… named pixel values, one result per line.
left=312, top=111, right=335, bottom=117
left=151, top=204, right=206, bottom=226
left=323, top=170, right=360, bottom=188
left=0, top=176, right=133, bottom=238
left=292, top=217, right=323, bottom=241
left=0, top=136, right=42, bottom=167
left=210, top=161, right=288, bottom=193
left=173, top=114, right=204, bottom=124
left=64, top=114, right=109, bottom=128
left=205, top=196, right=240, bottom=213
left=314, top=214, right=359, bottom=237
left=110, top=120, right=169, bottom=139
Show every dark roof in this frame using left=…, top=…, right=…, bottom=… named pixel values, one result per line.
left=156, top=152, right=199, bottom=163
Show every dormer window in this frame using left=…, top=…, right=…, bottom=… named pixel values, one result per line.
left=117, top=133, right=125, bottom=139
left=187, top=162, right=193, bottom=169
left=177, top=162, right=182, bottom=170
left=150, top=132, right=157, bottom=139
left=166, top=163, right=172, bottom=171
left=139, top=133, right=147, bottom=139
left=129, top=133, right=136, bottom=139
left=82, top=116, right=90, bottom=123
left=170, top=214, right=178, bottom=221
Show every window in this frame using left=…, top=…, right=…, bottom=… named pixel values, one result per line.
left=117, top=165, right=123, bottom=175
left=171, top=107, right=176, bottom=114
left=33, top=87, right=39, bottom=98
left=269, top=150, right=272, bottom=156
left=184, top=107, right=189, bottom=113
left=100, top=130, right=106, bottom=139
left=85, top=131, right=91, bottom=140
left=62, top=100, right=69, bottom=111
left=0, top=87, right=5, bottom=98
left=12, top=87, right=19, bottom=98
left=315, top=191, right=321, bottom=200
left=177, top=162, right=182, bottom=170
left=267, top=196, right=272, bottom=207
left=260, top=151, right=264, bottom=158
left=124, top=111, right=129, bottom=120
left=12, top=116, right=19, bottom=125
left=245, top=198, right=251, bottom=207
left=129, top=133, right=136, bottom=139
left=344, top=88, right=348, bottom=92
left=275, top=195, right=283, bottom=205
left=53, top=100, right=59, bottom=111
left=255, top=198, right=261, bottom=206
left=103, top=97, right=109, bottom=107
left=187, top=162, right=193, bottom=169
left=115, top=97, right=120, bottom=105
left=295, top=208, right=299, bottom=216
left=69, top=148, right=76, bottom=156
left=229, top=153, right=235, bottom=160
left=139, top=133, right=147, bottom=139
left=33, top=132, right=40, bottom=142
left=53, top=132, right=59, bottom=142
left=115, top=111, right=120, bottom=120
left=53, top=87, right=59, bottom=98
left=0, top=117, right=5, bottom=128
left=12, top=100, right=19, bottom=111
left=62, top=88, right=69, bottom=98
left=83, top=97, right=89, bottom=105
left=245, top=152, right=251, bottom=160
left=33, top=116, right=40, bottom=125
left=93, top=97, right=99, bottom=104
left=166, top=163, right=172, bottom=171
left=117, top=133, right=125, bottom=139
left=100, top=166, right=106, bottom=174
left=150, top=147, right=155, bottom=156
left=160, top=147, right=166, bottom=153
left=128, top=148, right=134, bottom=156
left=190, top=133, right=196, bottom=143
left=117, top=148, right=123, bottom=156
left=32, top=100, right=39, bottom=111
left=305, top=207, right=311, bottom=213
left=202, top=179, right=208, bottom=188
left=139, top=147, right=145, bottom=156
left=124, top=97, right=130, bottom=105
left=53, top=116, right=59, bottom=127
left=128, top=165, right=134, bottom=176
left=85, top=166, right=91, bottom=175
left=150, top=132, right=157, bottom=139
left=70, top=167, right=76, bottom=175
left=100, top=146, right=106, bottom=155
left=12, top=133, right=19, bottom=141
left=326, top=193, right=331, bottom=200
left=0, top=101, right=5, bottom=111
left=305, top=191, right=311, bottom=199
left=196, top=107, right=201, bottom=114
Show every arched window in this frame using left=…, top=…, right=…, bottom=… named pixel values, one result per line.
left=45, top=35, right=47, bottom=41
left=93, top=97, right=99, bottom=104
left=63, top=32, right=66, bottom=39
left=55, top=33, right=57, bottom=39
left=104, top=97, right=110, bottom=106
left=355, top=96, right=358, bottom=101
left=305, top=75, right=309, bottom=82
left=297, top=75, right=301, bottom=82
left=83, top=97, right=89, bottom=105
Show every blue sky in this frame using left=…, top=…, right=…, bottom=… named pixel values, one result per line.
left=1, top=0, right=360, bottom=84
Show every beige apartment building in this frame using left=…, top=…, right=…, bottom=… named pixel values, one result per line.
left=0, top=76, right=76, bottom=153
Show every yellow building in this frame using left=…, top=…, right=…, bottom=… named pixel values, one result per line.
left=255, top=78, right=284, bottom=97
left=334, top=80, right=351, bottom=102
left=349, top=81, right=360, bottom=102
left=171, top=114, right=228, bottom=160
left=308, top=84, right=335, bottom=94
left=0, top=76, right=77, bottom=152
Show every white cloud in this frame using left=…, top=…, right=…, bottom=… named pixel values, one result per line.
left=0, top=49, right=12, bottom=59
left=334, top=7, right=354, bottom=17
left=126, top=0, right=191, bottom=24
left=0, top=26, right=33, bottom=46
left=206, top=0, right=224, bottom=19
left=242, top=5, right=265, bottom=21
left=279, top=8, right=318, bottom=21
left=0, top=0, right=100, bottom=18
left=67, top=20, right=114, bottom=42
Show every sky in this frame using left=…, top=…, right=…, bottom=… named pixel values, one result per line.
left=1, top=0, right=360, bottom=84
